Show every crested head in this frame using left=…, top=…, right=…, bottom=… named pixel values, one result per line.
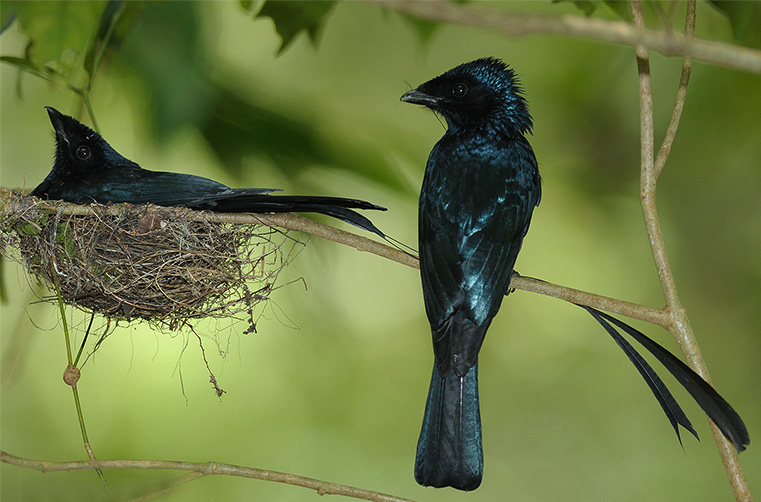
left=401, top=57, right=532, bottom=136
left=45, top=106, right=138, bottom=178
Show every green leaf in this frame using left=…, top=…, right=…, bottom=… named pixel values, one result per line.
left=55, top=223, right=77, bottom=257
left=709, top=0, right=761, bottom=49
left=84, top=0, right=145, bottom=78
left=18, top=222, right=42, bottom=237
left=1, top=2, right=17, bottom=34
left=116, top=1, right=209, bottom=139
left=0, top=55, right=58, bottom=81
left=10, top=1, right=105, bottom=70
left=255, top=1, right=336, bottom=55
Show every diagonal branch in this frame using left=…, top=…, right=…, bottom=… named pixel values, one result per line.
left=371, top=0, right=761, bottom=74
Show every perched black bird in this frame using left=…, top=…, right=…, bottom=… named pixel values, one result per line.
left=402, top=58, right=541, bottom=490
left=31, top=107, right=387, bottom=237
left=402, top=59, right=749, bottom=491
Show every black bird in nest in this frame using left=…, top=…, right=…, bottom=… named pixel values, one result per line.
left=31, top=107, right=387, bottom=238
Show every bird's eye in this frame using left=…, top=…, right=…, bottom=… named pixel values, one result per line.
left=76, top=145, right=91, bottom=160
left=452, top=83, right=468, bottom=98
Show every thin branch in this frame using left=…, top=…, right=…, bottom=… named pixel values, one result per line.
left=0, top=450, right=415, bottom=502
left=0, top=192, right=672, bottom=326
left=371, top=0, right=761, bottom=74
left=512, top=276, right=668, bottom=326
left=632, top=1, right=674, bottom=308
left=631, top=1, right=751, bottom=500
left=654, top=4, right=693, bottom=180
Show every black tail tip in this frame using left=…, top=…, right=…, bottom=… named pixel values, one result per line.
left=414, top=464, right=482, bottom=491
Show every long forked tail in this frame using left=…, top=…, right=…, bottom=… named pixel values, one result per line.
left=415, top=362, right=483, bottom=491
left=580, top=305, right=749, bottom=453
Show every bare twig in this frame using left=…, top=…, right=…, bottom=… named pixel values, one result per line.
left=653, top=0, right=693, bottom=181
left=371, top=0, right=761, bottom=74
left=631, top=1, right=751, bottom=500
left=0, top=450, right=415, bottom=502
left=512, top=276, right=668, bottom=325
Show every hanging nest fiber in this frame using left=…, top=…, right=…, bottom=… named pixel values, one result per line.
left=0, top=191, right=304, bottom=331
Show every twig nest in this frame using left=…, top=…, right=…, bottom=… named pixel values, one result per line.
left=1, top=192, right=304, bottom=330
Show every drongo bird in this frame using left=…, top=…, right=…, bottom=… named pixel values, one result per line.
left=402, top=59, right=748, bottom=491
left=402, top=57, right=541, bottom=490
left=31, top=107, right=387, bottom=238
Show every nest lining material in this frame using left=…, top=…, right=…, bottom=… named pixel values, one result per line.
left=1, top=192, right=304, bottom=330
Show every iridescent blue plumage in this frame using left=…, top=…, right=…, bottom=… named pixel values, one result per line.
left=402, top=58, right=751, bottom=490
left=402, top=58, right=540, bottom=490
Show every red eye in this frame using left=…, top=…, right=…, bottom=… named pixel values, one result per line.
left=76, top=145, right=91, bottom=160
left=452, top=83, right=468, bottom=98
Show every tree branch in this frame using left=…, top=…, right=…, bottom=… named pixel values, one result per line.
left=631, top=2, right=751, bottom=500
left=371, top=0, right=761, bottom=74
left=0, top=450, right=415, bottom=502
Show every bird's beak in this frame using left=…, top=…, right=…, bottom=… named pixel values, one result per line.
left=401, top=89, right=440, bottom=107
left=45, top=106, right=69, bottom=143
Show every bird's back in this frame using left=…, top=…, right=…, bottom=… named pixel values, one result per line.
left=419, top=131, right=540, bottom=376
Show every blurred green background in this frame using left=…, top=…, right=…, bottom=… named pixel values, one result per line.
left=1, top=2, right=759, bottom=501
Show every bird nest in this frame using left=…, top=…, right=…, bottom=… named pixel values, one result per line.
left=0, top=191, right=304, bottom=332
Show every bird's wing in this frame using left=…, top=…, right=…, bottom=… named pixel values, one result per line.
left=90, top=168, right=276, bottom=207
left=420, top=136, right=540, bottom=376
